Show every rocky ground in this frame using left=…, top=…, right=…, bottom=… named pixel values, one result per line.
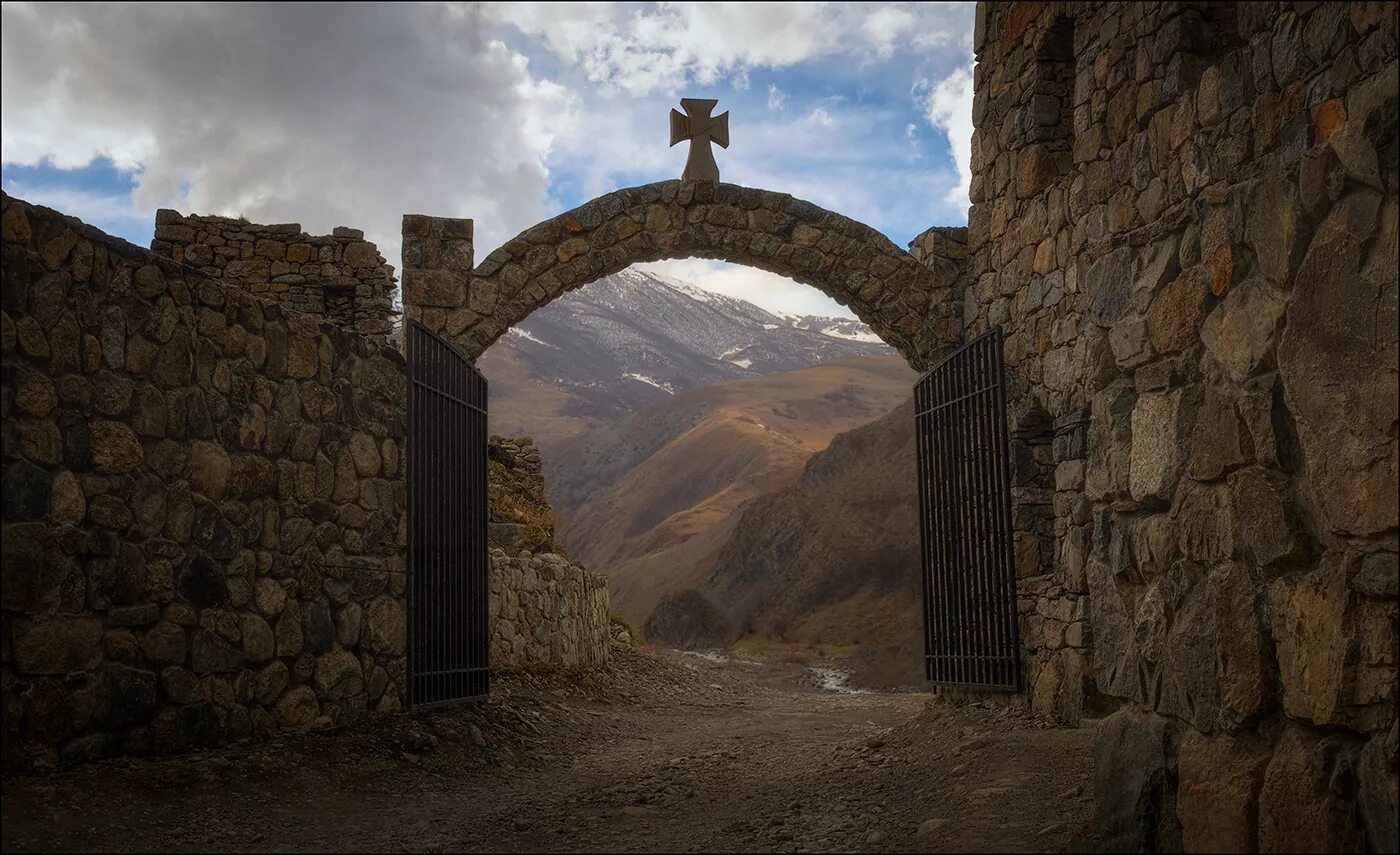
left=2, top=642, right=1096, bottom=853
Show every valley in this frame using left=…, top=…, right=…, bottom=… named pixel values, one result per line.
left=477, top=265, right=925, bottom=688
left=478, top=267, right=894, bottom=453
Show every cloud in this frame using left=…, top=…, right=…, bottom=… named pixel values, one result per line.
left=493, top=2, right=969, bottom=95
left=920, top=62, right=975, bottom=208
left=1, top=3, right=568, bottom=271
left=2, top=2, right=978, bottom=320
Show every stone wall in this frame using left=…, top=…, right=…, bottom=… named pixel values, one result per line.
left=489, top=551, right=610, bottom=672
left=487, top=435, right=555, bottom=555
left=485, top=435, right=611, bottom=672
left=151, top=211, right=397, bottom=343
left=963, top=2, right=1398, bottom=851
left=1, top=193, right=409, bottom=769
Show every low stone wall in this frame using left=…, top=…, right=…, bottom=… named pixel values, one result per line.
left=488, top=550, right=610, bottom=672
left=1, top=193, right=408, bottom=769
left=151, top=211, right=397, bottom=342
left=484, top=435, right=609, bottom=671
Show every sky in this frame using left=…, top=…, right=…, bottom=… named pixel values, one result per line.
left=1, top=2, right=976, bottom=319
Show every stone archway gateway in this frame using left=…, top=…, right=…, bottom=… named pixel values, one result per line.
left=400, top=180, right=961, bottom=371
left=399, top=177, right=1021, bottom=706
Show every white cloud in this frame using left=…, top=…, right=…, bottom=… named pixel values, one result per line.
left=492, top=2, right=969, bottom=95
left=1, top=3, right=568, bottom=271
left=2, top=1, right=978, bottom=319
left=920, top=62, right=975, bottom=208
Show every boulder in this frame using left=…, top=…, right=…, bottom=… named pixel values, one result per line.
left=104, top=664, right=157, bottom=727
left=1278, top=189, right=1397, bottom=537
left=1201, top=278, right=1286, bottom=383
left=239, top=613, right=275, bottom=662
left=1129, top=389, right=1194, bottom=503
left=1258, top=726, right=1366, bottom=853
left=1177, top=729, right=1271, bottom=852
left=365, top=595, right=406, bottom=655
left=12, top=617, right=102, bottom=674
left=1092, top=707, right=1180, bottom=852
left=90, top=420, right=143, bottom=474
left=312, top=648, right=364, bottom=699
left=274, top=686, right=319, bottom=729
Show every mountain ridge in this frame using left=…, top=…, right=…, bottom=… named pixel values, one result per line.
left=479, top=267, right=893, bottom=452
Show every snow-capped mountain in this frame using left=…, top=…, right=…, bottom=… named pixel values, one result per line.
left=478, top=268, right=894, bottom=445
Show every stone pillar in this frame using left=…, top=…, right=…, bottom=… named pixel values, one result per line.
left=400, top=214, right=473, bottom=343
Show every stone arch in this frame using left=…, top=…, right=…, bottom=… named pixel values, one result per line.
left=401, top=180, right=961, bottom=370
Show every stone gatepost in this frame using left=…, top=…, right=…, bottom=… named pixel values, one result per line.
left=400, top=214, right=474, bottom=345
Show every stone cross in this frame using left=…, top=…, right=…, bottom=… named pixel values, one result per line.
left=670, top=98, right=729, bottom=182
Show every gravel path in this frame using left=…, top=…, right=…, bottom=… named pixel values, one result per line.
left=2, top=645, right=1096, bottom=852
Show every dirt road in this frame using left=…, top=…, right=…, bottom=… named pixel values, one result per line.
left=2, top=645, right=1096, bottom=852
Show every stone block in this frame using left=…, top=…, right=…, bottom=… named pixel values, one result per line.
left=1258, top=726, right=1367, bottom=853
left=1357, top=724, right=1399, bottom=854
left=1278, top=189, right=1397, bottom=537
left=12, top=617, right=102, bottom=674
left=1177, top=729, right=1271, bottom=852
left=1146, top=265, right=1211, bottom=354
left=1270, top=553, right=1397, bottom=731
left=1201, top=278, right=1287, bottom=383
left=1129, top=388, right=1193, bottom=504
left=1093, top=707, right=1180, bottom=852
left=1188, top=388, right=1247, bottom=481
left=1212, top=561, right=1271, bottom=725
left=1228, top=467, right=1298, bottom=567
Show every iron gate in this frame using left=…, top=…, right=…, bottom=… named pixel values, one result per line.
left=915, top=327, right=1022, bottom=691
left=407, top=321, right=489, bottom=706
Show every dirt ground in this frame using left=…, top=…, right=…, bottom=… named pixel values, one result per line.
left=1, top=644, right=1097, bottom=853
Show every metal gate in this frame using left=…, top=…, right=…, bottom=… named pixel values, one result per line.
left=915, top=327, right=1022, bottom=691
left=406, top=321, right=489, bottom=706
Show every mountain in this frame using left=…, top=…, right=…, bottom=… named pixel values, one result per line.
left=478, top=267, right=893, bottom=452
left=550, top=358, right=917, bottom=629
left=646, top=398, right=925, bottom=687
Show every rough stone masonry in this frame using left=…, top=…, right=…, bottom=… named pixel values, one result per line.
left=390, top=3, right=1397, bottom=851
left=151, top=211, right=398, bottom=343
left=1, top=1, right=1396, bottom=851
left=1, top=193, right=411, bottom=767
left=958, top=3, right=1397, bottom=852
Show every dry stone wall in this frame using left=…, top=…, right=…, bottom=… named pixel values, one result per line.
left=965, top=2, right=1398, bottom=851
left=151, top=211, right=397, bottom=343
left=401, top=181, right=962, bottom=370
left=485, top=436, right=610, bottom=672
left=1, top=192, right=409, bottom=769
left=489, top=551, right=610, bottom=672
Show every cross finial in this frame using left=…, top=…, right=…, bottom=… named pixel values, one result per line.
left=669, top=98, right=729, bottom=182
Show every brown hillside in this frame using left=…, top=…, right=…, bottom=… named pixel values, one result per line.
left=552, top=356, right=917, bottom=626
left=645, top=397, right=923, bottom=682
